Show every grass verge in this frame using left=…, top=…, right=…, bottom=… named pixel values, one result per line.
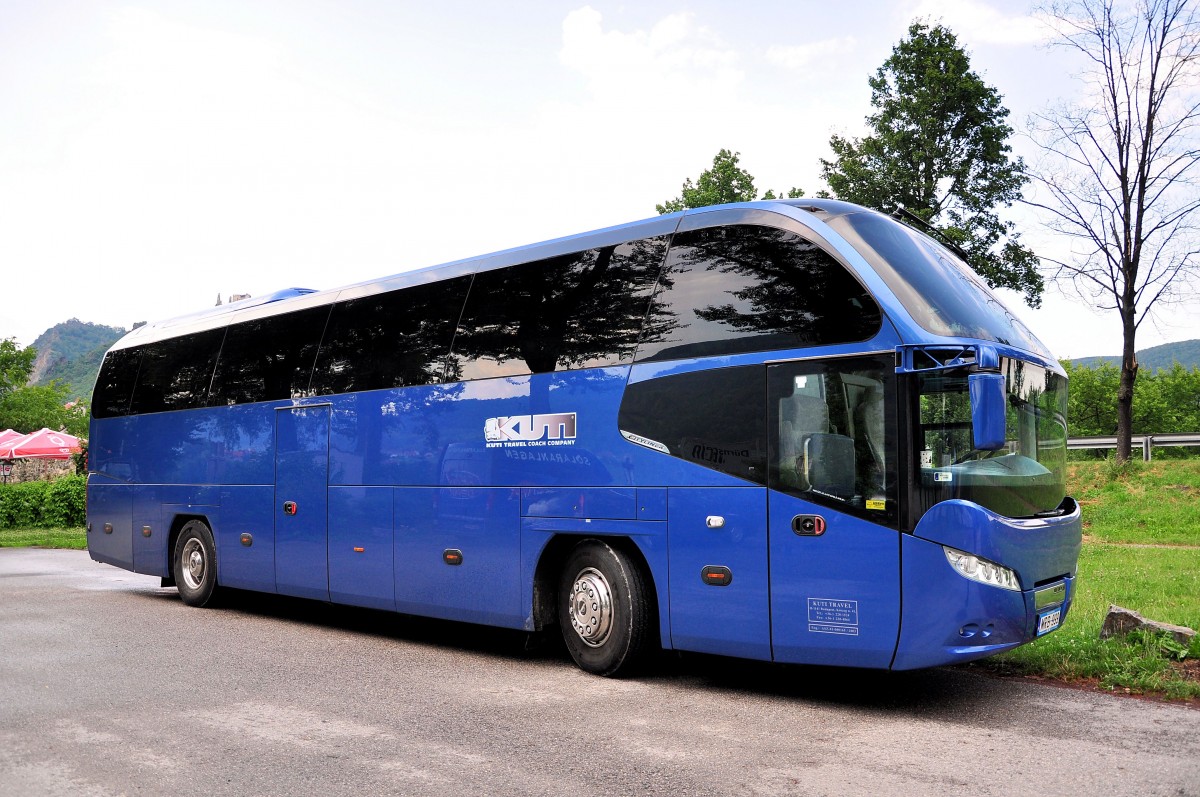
left=981, top=460, right=1200, bottom=701
left=1069, top=458, right=1200, bottom=546
left=0, top=527, right=87, bottom=550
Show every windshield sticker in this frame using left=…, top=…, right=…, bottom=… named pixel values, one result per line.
left=934, top=471, right=953, bottom=482
left=866, top=499, right=886, bottom=511
left=920, top=449, right=933, bottom=467
left=484, top=413, right=577, bottom=449
left=808, top=598, right=860, bottom=636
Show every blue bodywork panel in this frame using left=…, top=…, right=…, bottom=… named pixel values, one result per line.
left=218, top=486, right=275, bottom=591
left=394, top=487, right=522, bottom=627
left=329, top=486, right=395, bottom=611
left=275, top=406, right=331, bottom=602
left=667, top=486, right=771, bottom=660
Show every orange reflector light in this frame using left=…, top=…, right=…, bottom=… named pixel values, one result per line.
left=700, top=565, right=733, bottom=586
left=353, top=546, right=365, bottom=553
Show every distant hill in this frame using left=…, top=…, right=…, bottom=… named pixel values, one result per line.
left=29, top=319, right=126, bottom=400
left=1066, top=339, right=1200, bottom=372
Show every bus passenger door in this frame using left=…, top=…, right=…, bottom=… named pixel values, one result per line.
left=766, top=357, right=901, bottom=668
left=275, top=405, right=330, bottom=601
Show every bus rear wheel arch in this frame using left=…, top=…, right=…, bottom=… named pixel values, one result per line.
left=557, top=538, right=655, bottom=677
left=173, top=519, right=219, bottom=607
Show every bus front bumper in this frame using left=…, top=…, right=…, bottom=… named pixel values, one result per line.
left=891, top=498, right=1081, bottom=671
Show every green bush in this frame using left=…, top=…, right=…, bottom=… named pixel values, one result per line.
left=0, top=476, right=86, bottom=529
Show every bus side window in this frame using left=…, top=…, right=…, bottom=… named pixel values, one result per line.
left=634, top=224, right=881, bottom=363
left=449, top=237, right=669, bottom=381
left=92, top=347, right=142, bottom=419
left=767, top=358, right=895, bottom=524
left=617, top=364, right=766, bottom=485
left=209, top=305, right=331, bottom=405
left=128, top=328, right=225, bottom=415
left=310, top=276, right=470, bottom=396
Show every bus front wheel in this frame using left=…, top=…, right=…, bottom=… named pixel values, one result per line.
left=174, top=520, right=219, bottom=607
left=558, top=539, right=652, bottom=676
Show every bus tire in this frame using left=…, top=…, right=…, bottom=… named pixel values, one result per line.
left=174, top=520, right=219, bottom=607
left=558, top=539, right=653, bottom=677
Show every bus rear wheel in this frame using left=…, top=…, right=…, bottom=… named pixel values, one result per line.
left=558, top=539, right=653, bottom=677
left=174, top=520, right=219, bottom=607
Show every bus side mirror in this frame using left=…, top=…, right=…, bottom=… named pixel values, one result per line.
left=968, top=372, right=1006, bottom=451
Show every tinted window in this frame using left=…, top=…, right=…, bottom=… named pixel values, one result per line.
left=617, top=364, right=765, bottom=484
left=310, top=276, right=470, bottom=395
left=634, top=225, right=882, bottom=362
left=768, top=356, right=897, bottom=524
left=448, top=238, right=668, bottom=381
left=826, top=211, right=1052, bottom=358
left=209, top=305, right=331, bottom=405
left=128, top=328, right=225, bottom=415
left=91, top=347, right=141, bottom=419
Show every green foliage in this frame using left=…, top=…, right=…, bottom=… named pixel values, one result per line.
left=1129, top=628, right=1190, bottom=662
left=30, top=319, right=125, bottom=400
left=761, top=187, right=805, bottom=201
left=0, top=338, right=37, bottom=394
left=0, top=336, right=88, bottom=437
left=0, top=476, right=87, bottom=529
left=1063, top=360, right=1200, bottom=437
left=819, top=21, right=1043, bottom=307
left=0, top=527, right=87, bottom=549
left=1069, top=460, right=1200, bottom=545
left=657, top=149, right=804, bottom=214
left=658, top=149, right=758, bottom=214
left=0, top=382, right=86, bottom=436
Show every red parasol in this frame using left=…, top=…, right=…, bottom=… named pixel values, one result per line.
left=0, top=428, right=82, bottom=460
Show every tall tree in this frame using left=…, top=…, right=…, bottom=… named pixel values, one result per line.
left=0, top=338, right=80, bottom=435
left=820, top=22, right=1044, bottom=306
left=657, top=149, right=802, bottom=214
left=0, top=338, right=36, bottom=395
left=1030, top=0, right=1200, bottom=462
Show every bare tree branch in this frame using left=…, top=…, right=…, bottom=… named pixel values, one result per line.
left=1029, top=0, right=1200, bottom=461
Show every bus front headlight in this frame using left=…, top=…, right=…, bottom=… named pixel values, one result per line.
left=943, top=546, right=1021, bottom=591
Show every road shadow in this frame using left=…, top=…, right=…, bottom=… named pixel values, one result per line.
left=135, top=585, right=1034, bottom=719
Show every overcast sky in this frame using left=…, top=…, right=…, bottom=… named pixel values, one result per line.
left=1, top=0, right=1196, bottom=358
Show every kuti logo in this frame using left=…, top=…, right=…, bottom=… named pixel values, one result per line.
left=484, top=413, right=577, bottom=448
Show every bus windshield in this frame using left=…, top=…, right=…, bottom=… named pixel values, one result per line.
left=825, top=211, right=1052, bottom=359
left=913, top=358, right=1067, bottom=519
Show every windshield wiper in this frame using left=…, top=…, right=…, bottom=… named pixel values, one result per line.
left=891, top=207, right=972, bottom=264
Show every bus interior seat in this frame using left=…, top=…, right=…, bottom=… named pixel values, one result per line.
left=804, top=432, right=857, bottom=499
left=778, top=393, right=829, bottom=490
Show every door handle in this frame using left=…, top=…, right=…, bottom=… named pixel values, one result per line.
left=792, top=514, right=826, bottom=536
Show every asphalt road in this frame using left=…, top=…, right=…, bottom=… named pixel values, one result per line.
left=1, top=548, right=1197, bottom=797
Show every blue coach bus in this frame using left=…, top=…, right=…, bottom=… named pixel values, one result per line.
left=87, top=199, right=1080, bottom=676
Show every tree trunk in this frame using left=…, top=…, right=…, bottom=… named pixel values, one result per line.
left=1115, top=311, right=1138, bottom=464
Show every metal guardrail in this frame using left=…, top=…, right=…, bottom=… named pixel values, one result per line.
left=1067, top=432, right=1200, bottom=462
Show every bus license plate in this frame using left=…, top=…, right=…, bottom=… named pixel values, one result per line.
left=1037, top=607, right=1062, bottom=636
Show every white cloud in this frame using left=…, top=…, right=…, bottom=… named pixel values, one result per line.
left=559, top=6, right=742, bottom=103
left=908, top=0, right=1050, bottom=45
left=766, top=37, right=858, bottom=70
